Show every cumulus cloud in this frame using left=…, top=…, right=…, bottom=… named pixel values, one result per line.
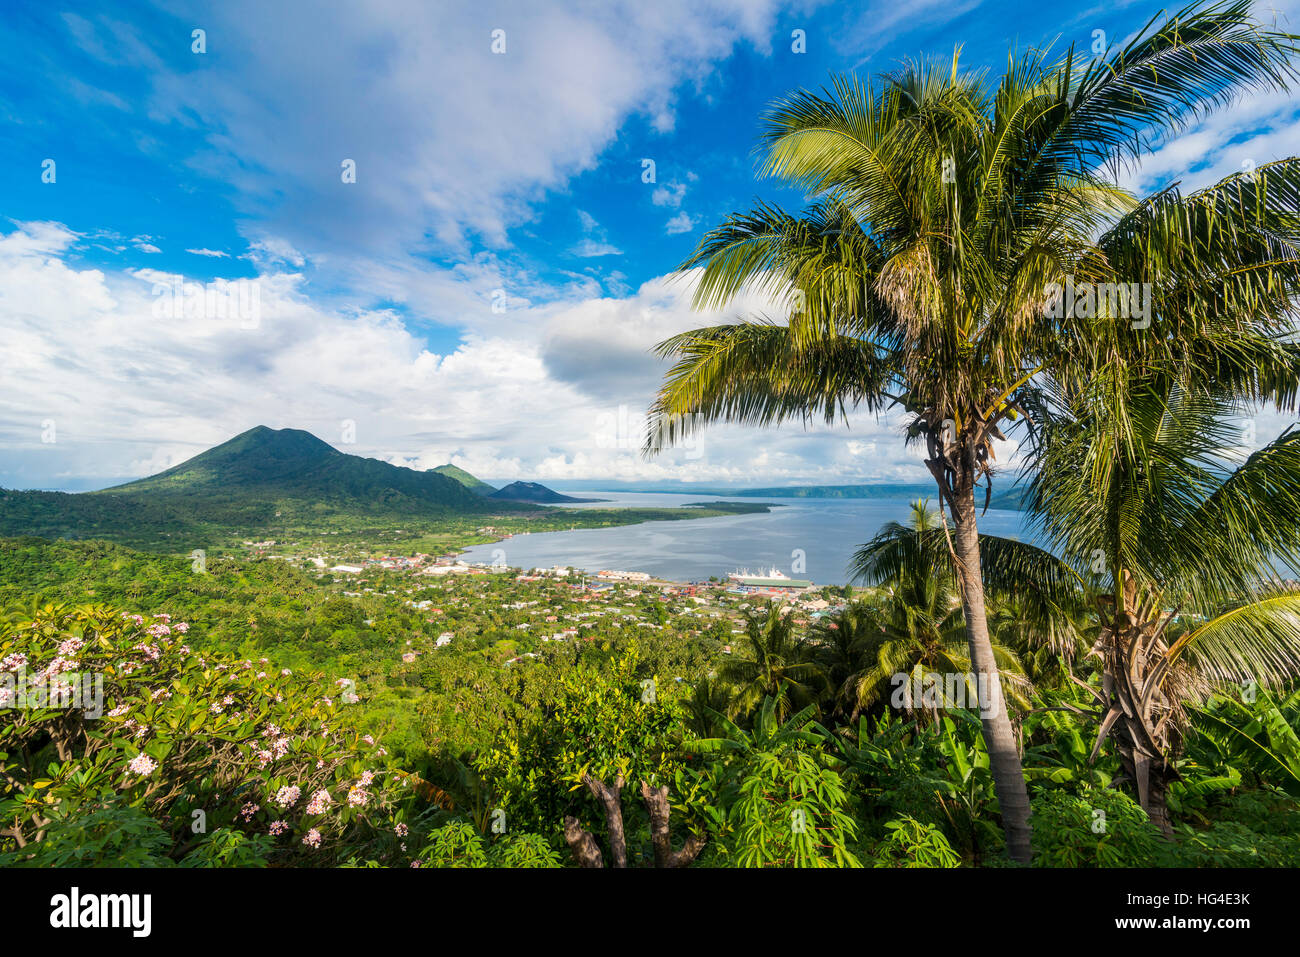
left=665, top=211, right=696, bottom=234
left=1116, top=86, right=1300, bottom=196
left=0, top=221, right=936, bottom=490
left=652, top=180, right=689, bottom=208
left=64, top=0, right=791, bottom=290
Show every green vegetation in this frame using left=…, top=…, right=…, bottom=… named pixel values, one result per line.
left=431, top=464, right=497, bottom=494
left=4, top=518, right=1300, bottom=868
left=5, top=1, right=1300, bottom=870
left=643, top=0, right=1300, bottom=862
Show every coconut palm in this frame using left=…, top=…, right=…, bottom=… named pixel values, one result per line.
left=808, top=598, right=883, bottom=721
left=1027, top=378, right=1300, bottom=833
left=847, top=501, right=1032, bottom=724
left=716, top=601, right=826, bottom=721
left=645, top=2, right=1300, bottom=860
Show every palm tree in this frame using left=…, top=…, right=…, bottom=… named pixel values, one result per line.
left=1026, top=379, right=1300, bottom=833
left=645, top=2, right=1300, bottom=861
left=716, top=601, right=826, bottom=721
left=808, top=598, right=881, bottom=721
left=847, top=501, right=1032, bottom=724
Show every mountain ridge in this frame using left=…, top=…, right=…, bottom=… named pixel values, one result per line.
left=487, top=481, right=605, bottom=504
left=99, top=426, right=484, bottom=510
left=431, top=463, right=496, bottom=495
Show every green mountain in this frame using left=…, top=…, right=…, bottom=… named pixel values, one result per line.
left=99, top=426, right=480, bottom=509
left=0, top=426, right=513, bottom=547
left=431, top=463, right=496, bottom=495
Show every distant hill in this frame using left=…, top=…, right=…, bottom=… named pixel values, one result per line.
left=0, top=426, right=529, bottom=547
left=100, top=426, right=484, bottom=511
left=727, top=484, right=936, bottom=499
left=431, top=463, right=496, bottom=495
left=726, top=482, right=1026, bottom=510
left=487, top=481, right=605, bottom=504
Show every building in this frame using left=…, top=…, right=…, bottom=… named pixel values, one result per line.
left=596, top=570, right=651, bottom=582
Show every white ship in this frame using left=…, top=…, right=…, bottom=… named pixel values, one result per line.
left=728, top=567, right=791, bottom=583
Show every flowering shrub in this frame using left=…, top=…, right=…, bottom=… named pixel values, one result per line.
left=0, top=604, right=408, bottom=866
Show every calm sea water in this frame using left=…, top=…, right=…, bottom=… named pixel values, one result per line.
left=460, top=492, right=1035, bottom=585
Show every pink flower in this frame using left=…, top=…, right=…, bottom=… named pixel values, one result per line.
left=395, top=822, right=408, bottom=837
left=305, top=789, right=332, bottom=815
left=274, top=785, right=301, bottom=808
left=127, top=754, right=157, bottom=776
left=302, top=828, right=322, bottom=848
left=1, top=652, right=27, bottom=672
left=173, top=622, right=189, bottom=634
left=269, top=820, right=289, bottom=836
left=240, top=802, right=259, bottom=820
left=347, top=788, right=371, bottom=808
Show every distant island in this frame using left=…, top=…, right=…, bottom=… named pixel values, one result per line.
left=540, top=481, right=1028, bottom=510
left=0, top=427, right=766, bottom=549
left=487, top=481, right=607, bottom=504
left=726, top=483, right=1027, bottom=510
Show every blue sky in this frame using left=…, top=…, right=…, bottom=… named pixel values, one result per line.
left=2, top=0, right=1298, bottom=490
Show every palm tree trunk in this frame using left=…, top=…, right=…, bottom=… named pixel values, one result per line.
left=948, top=479, right=1035, bottom=864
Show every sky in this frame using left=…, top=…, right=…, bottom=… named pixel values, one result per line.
left=2, top=0, right=1298, bottom=491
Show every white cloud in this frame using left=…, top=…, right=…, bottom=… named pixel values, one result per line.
left=665, top=212, right=696, bottom=235
left=652, top=179, right=689, bottom=208
left=77, top=0, right=792, bottom=287
left=186, top=247, right=231, bottom=258
left=0, top=221, right=940, bottom=490
left=570, top=239, right=623, bottom=258
left=1116, top=86, right=1300, bottom=196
